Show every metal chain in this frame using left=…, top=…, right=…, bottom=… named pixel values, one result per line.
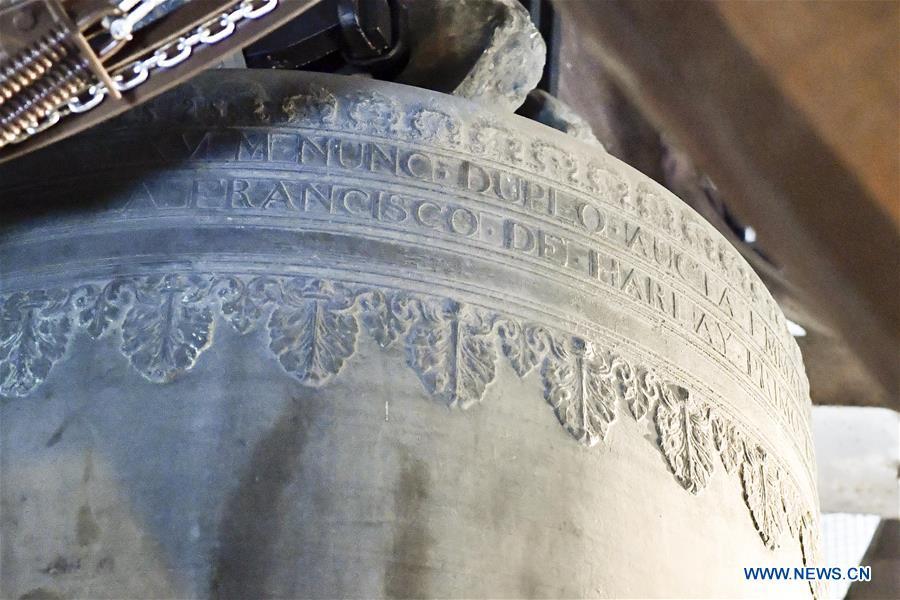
left=11, top=0, right=279, bottom=146
left=107, top=0, right=173, bottom=41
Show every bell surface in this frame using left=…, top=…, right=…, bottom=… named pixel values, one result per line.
left=0, top=70, right=820, bottom=599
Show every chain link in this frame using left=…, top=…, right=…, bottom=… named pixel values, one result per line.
left=9, top=0, right=279, bottom=147
left=108, top=0, right=171, bottom=40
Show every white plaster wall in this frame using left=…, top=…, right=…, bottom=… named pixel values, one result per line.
left=813, top=406, right=900, bottom=518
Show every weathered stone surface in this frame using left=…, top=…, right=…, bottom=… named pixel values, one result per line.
left=397, top=0, right=545, bottom=111
left=0, top=70, right=818, bottom=598
left=520, top=89, right=604, bottom=148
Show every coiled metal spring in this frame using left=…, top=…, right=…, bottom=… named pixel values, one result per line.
left=0, top=56, right=89, bottom=146
left=0, top=28, right=72, bottom=107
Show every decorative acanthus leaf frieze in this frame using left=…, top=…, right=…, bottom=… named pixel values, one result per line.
left=629, top=365, right=662, bottom=421
left=742, top=446, right=788, bottom=550
left=712, top=412, right=745, bottom=474
left=73, top=279, right=134, bottom=339
left=543, top=337, right=618, bottom=447
left=656, top=384, right=714, bottom=494
left=214, top=275, right=281, bottom=335
left=495, top=319, right=552, bottom=377
left=357, top=289, right=418, bottom=350
left=782, top=489, right=802, bottom=538
left=119, top=275, right=215, bottom=383
left=799, top=511, right=828, bottom=599
left=0, top=290, right=71, bottom=397
left=406, top=300, right=497, bottom=409
left=0, top=273, right=817, bottom=559
left=267, top=279, right=358, bottom=387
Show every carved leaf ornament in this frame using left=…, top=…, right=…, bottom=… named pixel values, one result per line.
left=495, top=319, right=551, bottom=377
left=268, top=279, right=358, bottom=387
left=120, top=275, right=214, bottom=383
left=0, top=273, right=815, bottom=561
left=0, top=290, right=71, bottom=397
left=543, top=338, right=618, bottom=447
left=656, top=384, right=714, bottom=494
left=742, top=446, right=788, bottom=550
left=406, top=300, right=498, bottom=409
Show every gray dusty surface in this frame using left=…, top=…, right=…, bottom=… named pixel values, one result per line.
left=0, top=70, right=819, bottom=599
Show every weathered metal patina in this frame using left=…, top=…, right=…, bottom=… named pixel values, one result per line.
left=0, top=71, right=821, bottom=599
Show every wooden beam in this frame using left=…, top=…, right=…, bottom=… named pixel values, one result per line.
left=553, top=0, right=900, bottom=405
